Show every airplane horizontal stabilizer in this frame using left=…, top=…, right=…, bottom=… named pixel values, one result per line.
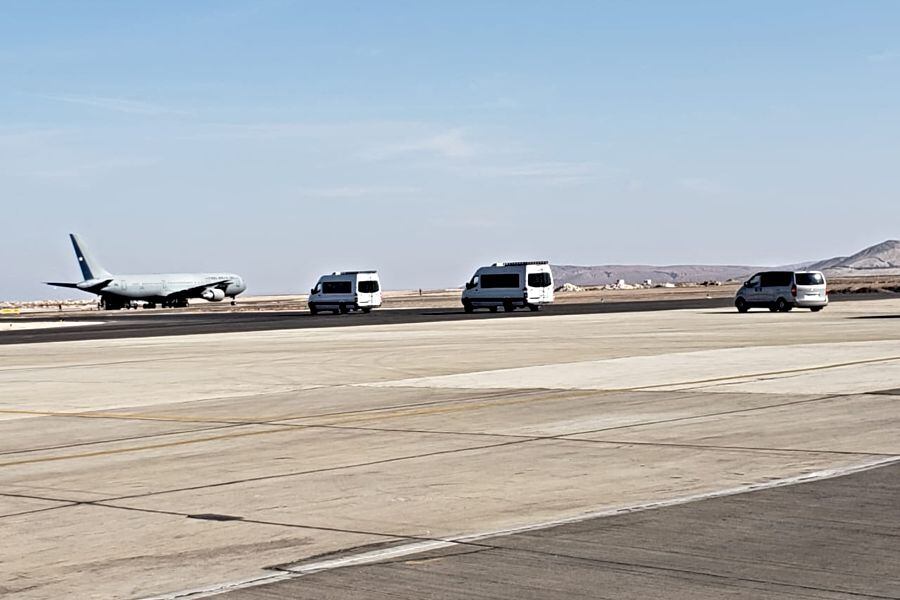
left=45, top=281, right=81, bottom=289
left=45, top=278, right=112, bottom=293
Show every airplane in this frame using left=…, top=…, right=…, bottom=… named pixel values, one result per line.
left=46, top=234, right=247, bottom=310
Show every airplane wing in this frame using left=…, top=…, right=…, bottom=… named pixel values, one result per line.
left=164, top=279, right=233, bottom=299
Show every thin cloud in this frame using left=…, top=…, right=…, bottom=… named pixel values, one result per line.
left=679, top=177, right=724, bottom=195
left=32, top=157, right=158, bottom=179
left=479, top=97, right=521, bottom=110
left=867, top=50, right=900, bottom=63
left=0, top=127, right=68, bottom=144
left=177, top=120, right=428, bottom=142
left=176, top=122, right=324, bottom=141
left=300, top=185, right=420, bottom=199
left=361, top=129, right=477, bottom=161
left=39, top=94, right=187, bottom=116
left=458, top=161, right=612, bottom=185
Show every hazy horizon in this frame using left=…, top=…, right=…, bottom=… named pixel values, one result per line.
left=3, top=2, right=899, bottom=300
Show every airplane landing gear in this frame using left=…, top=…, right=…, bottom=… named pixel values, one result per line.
left=100, top=296, right=127, bottom=310
left=161, top=298, right=189, bottom=309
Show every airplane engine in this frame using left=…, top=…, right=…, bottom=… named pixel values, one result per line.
left=201, top=287, right=226, bottom=302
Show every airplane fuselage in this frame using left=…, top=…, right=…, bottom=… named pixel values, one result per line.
left=101, top=273, right=246, bottom=301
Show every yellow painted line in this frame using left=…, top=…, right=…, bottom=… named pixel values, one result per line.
left=0, top=392, right=588, bottom=468
left=2, top=355, right=898, bottom=468
left=3, top=354, right=897, bottom=428
left=0, top=408, right=249, bottom=424
left=633, top=354, right=900, bottom=391
left=0, top=427, right=294, bottom=468
left=307, top=390, right=598, bottom=426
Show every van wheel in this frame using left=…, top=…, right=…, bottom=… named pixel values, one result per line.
left=774, top=298, right=791, bottom=312
left=339, top=304, right=349, bottom=314
left=769, top=306, right=778, bottom=312
left=810, top=306, right=823, bottom=312
left=489, top=306, right=498, bottom=313
left=308, top=304, right=318, bottom=315
left=503, top=302, right=514, bottom=312
left=528, top=304, right=540, bottom=312
left=463, top=301, right=474, bottom=314
left=361, top=307, right=371, bottom=314
left=735, top=298, right=749, bottom=313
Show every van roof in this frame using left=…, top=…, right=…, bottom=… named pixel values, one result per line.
left=331, top=270, right=378, bottom=275
left=491, top=261, right=549, bottom=267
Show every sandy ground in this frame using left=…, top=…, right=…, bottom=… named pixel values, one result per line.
left=0, top=299, right=898, bottom=598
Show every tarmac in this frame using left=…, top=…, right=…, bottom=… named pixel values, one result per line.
left=1, top=298, right=899, bottom=599
left=224, top=461, right=900, bottom=600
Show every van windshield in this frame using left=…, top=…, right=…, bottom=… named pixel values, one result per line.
left=795, top=273, right=824, bottom=285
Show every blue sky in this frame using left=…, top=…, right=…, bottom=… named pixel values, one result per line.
left=2, top=1, right=899, bottom=298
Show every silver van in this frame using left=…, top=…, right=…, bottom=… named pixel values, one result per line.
left=462, top=261, right=554, bottom=313
left=734, top=271, right=828, bottom=313
left=308, top=271, right=382, bottom=315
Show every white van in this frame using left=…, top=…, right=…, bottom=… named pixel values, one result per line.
left=734, top=271, right=828, bottom=313
left=462, top=261, right=554, bottom=313
left=308, top=271, right=382, bottom=315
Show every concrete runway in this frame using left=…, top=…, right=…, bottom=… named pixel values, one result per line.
left=1, top=298, right=899, bottom=599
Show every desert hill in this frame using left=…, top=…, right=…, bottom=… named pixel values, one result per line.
left=807, top=240, right=900, bottom=272
left=552, top=240, right=900, bottom=287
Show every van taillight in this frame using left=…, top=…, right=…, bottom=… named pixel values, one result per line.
left=791, top=285, right=797, bottom=297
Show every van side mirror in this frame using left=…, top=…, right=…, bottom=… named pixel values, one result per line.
left=465, top=282, right=474, bottom=290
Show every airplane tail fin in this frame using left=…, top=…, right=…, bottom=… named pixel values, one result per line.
left=69, top=233, right=111, bottom=280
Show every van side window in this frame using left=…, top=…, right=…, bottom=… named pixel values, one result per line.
left=481, top=274, right=520, bottom=288
left=528, top=273, right=552, bottom=288
left=358, top=280, right=380, bottom=293
left=760, top=272, right=792, bottom=287
left=322, top=281, right=352, bottom=294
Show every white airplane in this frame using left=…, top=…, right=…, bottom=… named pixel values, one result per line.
left=46, top=234, right=247, bottom=310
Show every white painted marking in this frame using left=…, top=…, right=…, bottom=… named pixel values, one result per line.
left=0, top=321, right=105, bottom=332
left=287, top=540, right=457, bottom=574
left=364, top=340, right=900, bottom=396
left=142, top=454, right=900, bottom=600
